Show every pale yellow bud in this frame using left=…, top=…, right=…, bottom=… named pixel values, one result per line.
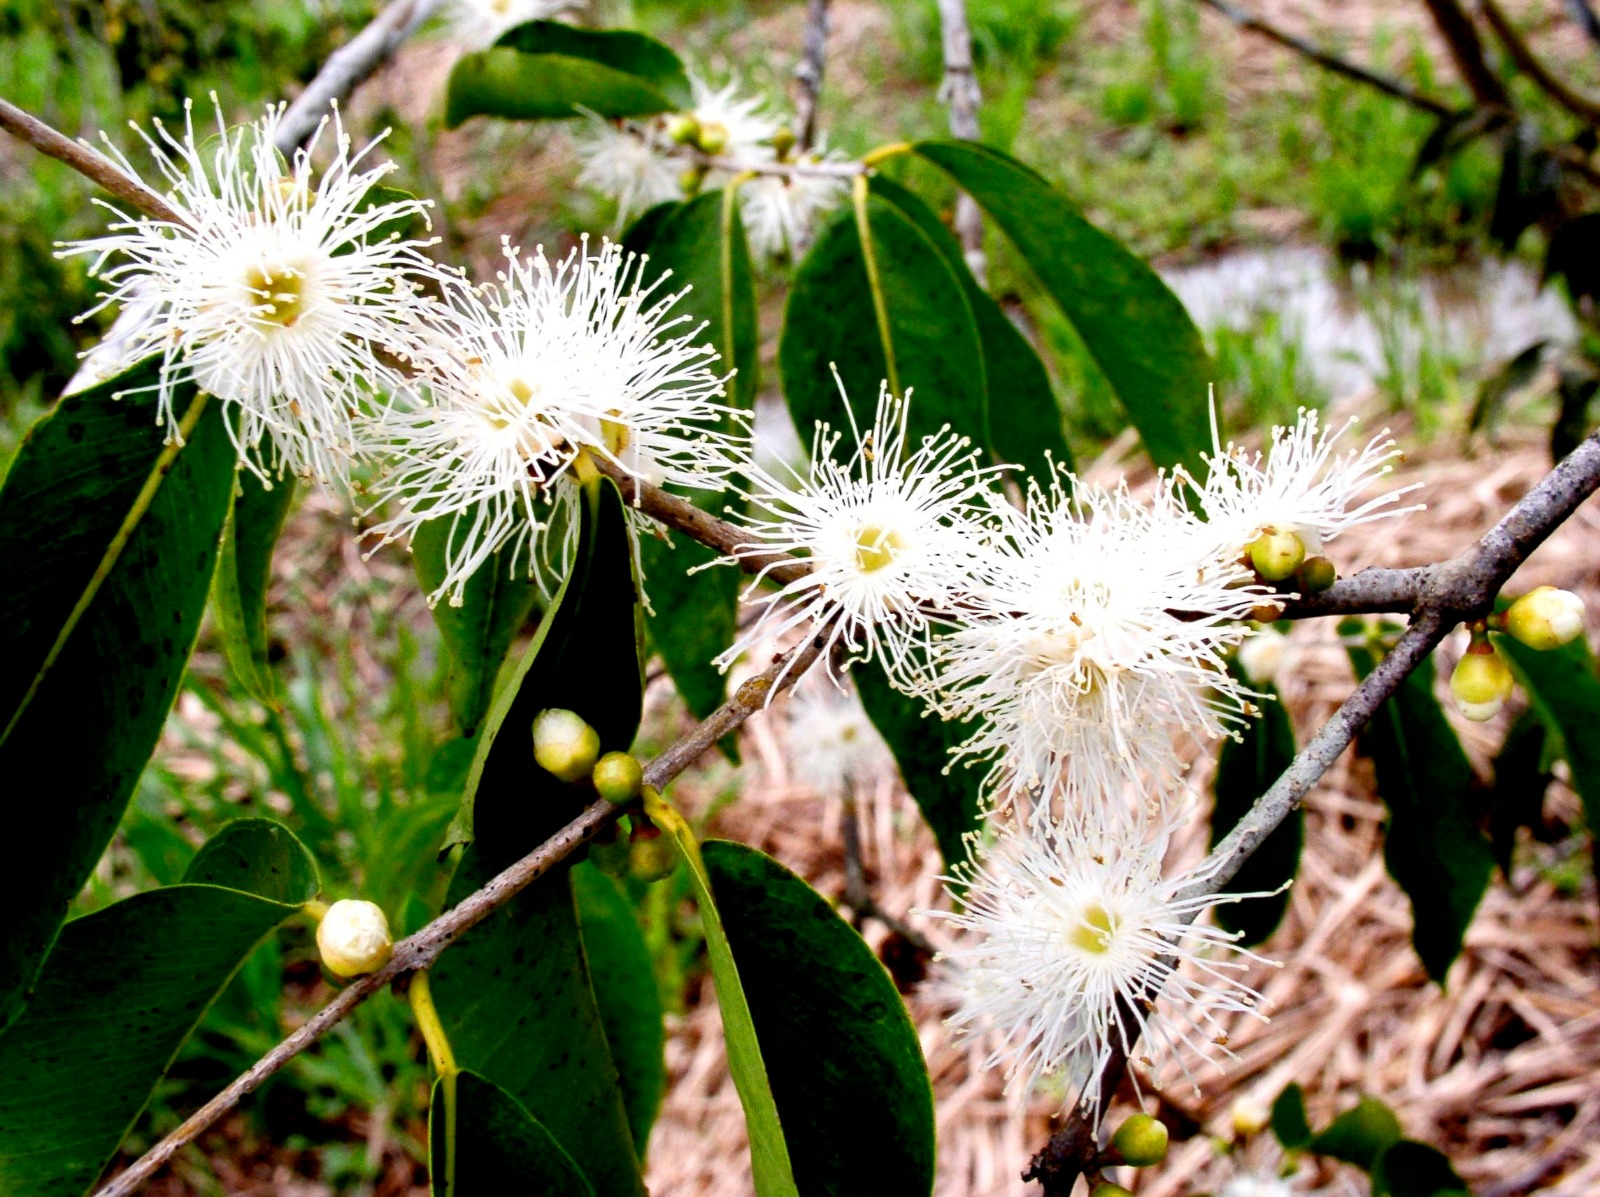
left=593, top=751, right=644, bottom=804
left=316, top=899, right=393, bottom=978
left=1451, top=644, right=1513, bottom=722
left=665, top=112, right=701, bottom=145
left=1230, top=1095, right=1271, bottom=1138
left=1111, top=1112, right=1169, bottom=1166
left=1090, top=1185, right=1133, bottom=1197
left=533, top=708, right=601, bottom=782
left=1249, top=527, right=1306, bottom=583
left=696, top=120, right=729, bottom=155
left=1504, top=587, right=1585, bottom=651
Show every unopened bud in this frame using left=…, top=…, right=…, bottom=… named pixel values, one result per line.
left=1451, top=640, right=1513, bottom=722
left=629, top=832, right=677, bottom=883
left=1090, top=1185, right=1133, bottom=1197
left=678, top=164, right=707, bottom=197
left=665, top=112, right=700, bottom=145
left=1230, top=1095, right=1271, bottom=1138
left=593, top=751, right=644, bottom=803
left=589, top=837, right=631, bottom=877
left=1504, top=586, right=1585, bottom=651
left=1111, top=1112, right=1169, bottom=1166
left=1237, top=628, right=1287, bottom=685
left=316, top=899, right=393, bottom=978
left=1249, top=527, right=1306, bottom=583
left=533, top=708, right=601, bottom=782
left=1298, top=555, right=1337, bottom=593
left=695, top=120, right=729, bottom=155
left=771, top=126, right=796, bottom=159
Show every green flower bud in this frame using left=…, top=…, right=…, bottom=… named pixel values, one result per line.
left=1249, top=527, right=1306, bottom=583
left=316, top=899, right=393, bottom=978
left=771, top=126, right=797, bottom=159
left=533, top=708, right=601, bottom=782
left=1298, top=555, right=1337, bottom=593
left=593, top=751, right=644, bottom=804
left=1089, top=1184, right=1133, bottom=1197
left=1504, top=586, right=1585, bottom=651
left=678, top=164, right=707, bottom=197
left=1451, top=641, right=1513, bottom=722
left=629, top=833, right=677, bottom=883
left=1111, top=1112, right=1169, bottom=1167
left=696, top=120, right=729, bottom=155
left=665, top=112, right=701, bottom=145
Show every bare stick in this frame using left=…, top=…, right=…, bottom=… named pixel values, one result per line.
left=840, top=789, right=938, bottom=956
left=791, top=0, right=832, bottom=153
left=1421, top=0, right=1513, bottom=109
left=1482, top=0, right=1600, bottom=126
left=935, top=0, right=986, bottom=279
left=1189, top=0, right=1458, bottom=118
left=276, top=0, right=447, bottom=154
left=0, top=98, right=187, bottom=225
left=94, top=634, right=826, bottom=1197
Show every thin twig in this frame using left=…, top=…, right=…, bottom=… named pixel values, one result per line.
left=840, top=789, right=938, bottom=956
left=0, top=98, right=187, bottom=225
left=1482, top=0, right=1600, bottom=126
left=1421, top=0, right=1514, bottom=109
left=791, top=0, right=831, bottom=153
left=935, top=0, right=986, bottom=280
left=1189, top=0, right=1459, bottom=118
left=94, top=635, right=826, bottom=1197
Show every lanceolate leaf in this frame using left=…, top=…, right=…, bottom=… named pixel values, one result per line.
left=1497, top=634, right=1600, bottom=858
left=446, top=22, right=690, bottom=127
left=854, top=660, right=983, bottom=872
left=1210, top=669, right=1301, bottom=946
left=1271, top=1083, right=1313, bottom=1150
left=1310, top=1096, right=1403, bottom=1170
left=413, top=516, right=542, bottom=737
left=0, top=360, right=234, bottom=1032
left=781, top=189, right=989, bottom=451
left=913, top=139, right=1213, bottom=474
left=630, top=190, right=757, bottom=721
left=432, top=480, right=647, bottom=1197
left=1485, top=709, right=1550, bottom=878
left=430, top=1071, right=596, bottom=1197
left=573, top=864, right=666, bottom=1158
left=868, top=175, right=1072, bottom=478
left=1349, top=647, right=1493, bottom=983
left=212, top=472, right=296, bottom=707
left=0, top=820, right=318, bottom=1197
left=1372, top=1140, right=1473, bottom=1197
left=702, top=841, right=936, bottom=1197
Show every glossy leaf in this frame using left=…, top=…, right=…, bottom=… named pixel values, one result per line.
left=1210, top=670, right=1301, bottom=945
left=1310, top=1096, right=1403, bottom=1170
left=854, top=660, right=983, bottom=872
left=913, top=139, right=1213, bottom=473
left=446, top=22, right=689, bottom=127
left=211, top=472, right=295, bottom=707
left=1485, top=709, right=1549, bottom=878
left=432, top=480, right=647, bottom=1197
left=0, top=820, right=317, bottom=1196
left=781, top=189, right=989, bottom=450
left=703, top=840, right=936, bottom=1197
left=629, top=190, right=756, bottom=721
left=0, top=360, right=234, bottom=1031
left=1373, top=1141, right=1473, bottom=1197
left=868, top=175, right=1071, bottom=477
left=1271, top=1083, right=1313, bottom=1150
left=429, top=1071, right=596, bottom=1197
left=574, top=863, right=666, bottom=1158
left=1498, top=634, right=1600, bottom=860
left=1349, top=647, right=1493, bottom=983
left=413, top=516, right=542, bottom=736
left=644, top=793, right=798, bottom=1197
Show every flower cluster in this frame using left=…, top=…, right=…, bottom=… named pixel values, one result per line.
left=575, top=74, right=849, bottom=259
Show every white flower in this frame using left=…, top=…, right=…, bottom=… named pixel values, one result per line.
left=575, top=116, right=682, bottom=226
left=1191, top=404, right=1421, bottom=561
left=716, top=383, right=1001, bottom=692
left=784, top=675, right=891, bottom=800
left=1220, top=1171, right=1299, bottom=1197
left=441, top=0, right=574, bottom=53
left=1236, top=627, right=1288, bottom=686
left=739, top=157, right=849, bottom=260
left=365, top=236, right=743, bottom=605
left=689, top=75, right=780, bottom=159
left=926, top=471, right=1262, bottom=813
left=931, top=805, right=1272, bottom=1122
left=60, top=99, right=450, bottom=483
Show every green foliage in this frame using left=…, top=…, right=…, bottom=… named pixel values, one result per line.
left=1485, top=710, right=1550, bottom=878
left=1348, top=646, right=1494, bottom=983
left=430, top=1071, right=596, bottom=1196
left=1498, top=633, right=1600, bottom=862
left=0, top=819, right=317, bottom=1196
left=1310, top=1096, right=1403, bottom=1169
left=702, top=841, right=936, bottom=1197
left=1270, top=1082, right=1312, bottom=1149
left=0, top=359, right=234, bottom=1031
left=1271, top=1087, right=1468, bottom=1195
left=212, top=474, right=297, bottom=707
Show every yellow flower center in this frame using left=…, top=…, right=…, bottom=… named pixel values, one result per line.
left=853, top=523, right=906, bottom=573
left=243, top=262, right=309, bottom=327
left=1069, top=902, right=1117, bottom=954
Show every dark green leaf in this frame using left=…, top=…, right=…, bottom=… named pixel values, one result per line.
left=780, top=192, right=989, bottom=450
left=868, top=175, right=1071, bottom=477
left=1310, top=1096, right=1403, bottom=1170
left=432, top=480, right=647, bottom=1197
left=703, top=841, right=936, bottom=1197
left=0, top=360, right=234, bottom=1030
left=446, top=23, right=690, bottom=127
left=1485, top=709, right=1550, bottom=878
left=1467, top=340, right=1547, bottom=438
left=1271, top=1083, right=1312, bottom=1150
left=1489, top=123, right=1560, bottom=253
left=413, top=516, right=542, bottom=736
left=913, top=139, right=1213, bottom=473
left=1210, top=669, right=1300, bottom=945
left=1498, top=633, right=1600, bottom=853
left=430, top=1071, right=596, bottom=1197
left=1551, top=367, right=1597, bottom=462
left=1372, top=1140, right=1472, bottom=1196
left=574, top=864, right=666, bottom=1158
left=620, top=201, right=680, bottom=256
left=0, top=820, right=316, bottom=1196
left=211, top=473, right=296, bottom=707
left=854, top=660, right=983, bottom=872
left=1349, top=647, right=1494, bottom=983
